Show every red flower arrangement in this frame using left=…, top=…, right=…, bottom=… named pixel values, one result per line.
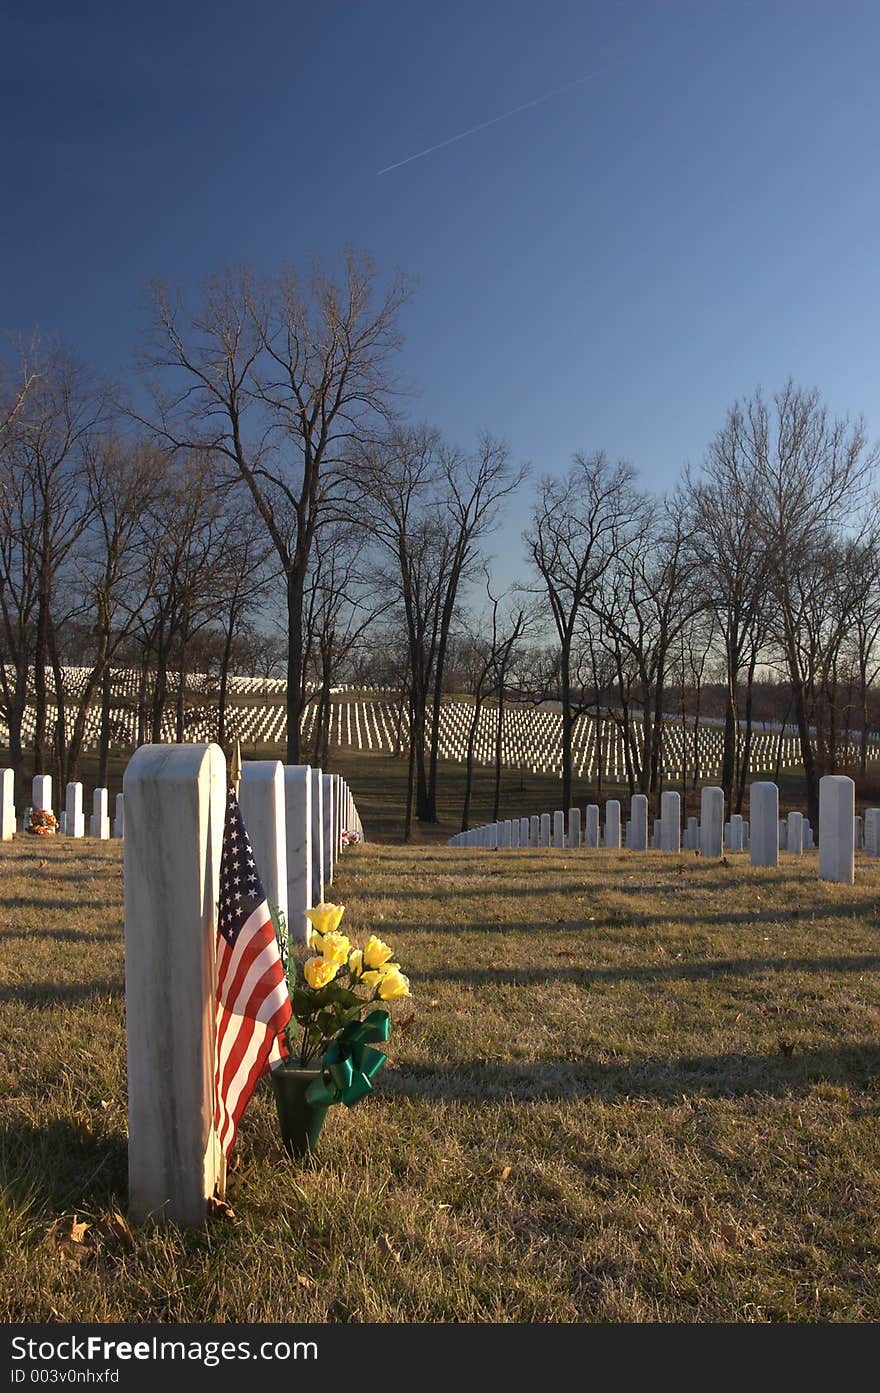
left=28, top=808, right=58, bottom=836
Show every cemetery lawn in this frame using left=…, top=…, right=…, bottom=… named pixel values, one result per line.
left=2, top=838, right=880, bottom=1322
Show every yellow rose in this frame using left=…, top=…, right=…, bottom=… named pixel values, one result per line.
left=319, top=931, right=351, bottom=967
left=305, top=902, right=346, bottom=942
left=360, top=969, right=384, bottom=991
left=348, top=948, right=364, bottom=977
left=378, top=968, right=411, bottom=1000
left=362, top=934, right=394, bottom=970
left=303, top=956, right=339, bottom=990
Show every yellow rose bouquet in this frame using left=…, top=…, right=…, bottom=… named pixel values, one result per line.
left=271, top=901, right=411, bottom=1129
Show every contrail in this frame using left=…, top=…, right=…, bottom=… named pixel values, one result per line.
left=376, top=67, right=605, bottom=176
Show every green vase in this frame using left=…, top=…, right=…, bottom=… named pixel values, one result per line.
left=269, top=1066, right=329, bottom=1159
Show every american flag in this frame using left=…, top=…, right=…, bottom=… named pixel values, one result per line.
left=213, top=784, right=292, bottom=1158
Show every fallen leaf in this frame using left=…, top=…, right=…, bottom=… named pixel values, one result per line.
left=377, top=1234, right=401, bottom=1262
left=716, top=1220, right=742, bottom=1245
left=100, top=1099, right=112, bottom=1110
left=296, top=1273, right=312, bottom=1289
left=69, top=1217, right=90, bottom=1244
left=397, top=1012, right=416, bottom=1033
left=778, top=1039, right=795, bottom=1057
left=104, top=1212, right=134, bottom=1248
left=206, top=1196, right=237, bottom=1221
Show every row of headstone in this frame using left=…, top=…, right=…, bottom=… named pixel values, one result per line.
left=235, top=760, right=363, bottom=943
left=0, top=773, right=126, bottom=840
left=448, top=777, right=867, bottom=884
left=122, top=742, right=365, bottom=1226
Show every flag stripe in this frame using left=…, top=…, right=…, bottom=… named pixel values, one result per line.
left=213, top=788, right=292, bottom=1159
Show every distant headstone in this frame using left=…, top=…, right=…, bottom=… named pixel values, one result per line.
left=749, top=782, right=778, bottom=867
left=700, top=787, right=723, bottom=858
left=819, top=775, right=854, bottom=884
left=605, top=800, right=621, bottom=850
left=32, top=774, right=52, bottom=816
left=630, top=795, right=648, bottom=852
left=1, top=768, right=16, bottom=841
left=786, top=811, right=803, bottom=856
left=90, top=787, right=110, bottom=839
left=660, top=792, right=680, bottom=852
left=65, top=782, right=85, bottom=838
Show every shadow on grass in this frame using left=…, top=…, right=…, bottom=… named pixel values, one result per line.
left=0, top=980, right=123, bottom=1006
left=5, top=898, right=120, bottom=914
left=382, top=1043, right=880, bottom=1103
left=0, top=1118, right=127, bottom=1215
left=0, top=929, right=119, bottom=946
left=415, top=954, right=880, bottom=987
left=381, top=903, right=878, bottom=934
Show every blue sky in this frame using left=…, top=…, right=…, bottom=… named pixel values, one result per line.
left=3, top=0, right=879, bottom=587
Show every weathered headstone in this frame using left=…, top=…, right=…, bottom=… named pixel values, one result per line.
left=819, top=775, right=854, bottom=884
left=283, top=765, right=312, bottom=944
left=865, top=808, right=880, bottom=857
left=540, top=812, right=551, bottom=848
left=520, top=816, right=530, bottom=846
left=585, top=804, right=600, bottom=849
left=749, top=782, right=778, bottom=867
left=729, top=814, right=744, bottom=853
left=530, top=815, right=540, bottom=846
left=123, top=742, right=225, bottom=1226
left=569, top=807, right=581, bottom=849
left=553, top=810, right=565, bottom=848
left=700, top=787, right=723, bottom=858
left=113, top=793, right=124, bottom=839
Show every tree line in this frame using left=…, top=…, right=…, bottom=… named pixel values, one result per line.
left=2, top=252, right=879, bottom=832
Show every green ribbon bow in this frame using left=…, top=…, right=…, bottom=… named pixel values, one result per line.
left=306, top=1009, right=390, bottom=1108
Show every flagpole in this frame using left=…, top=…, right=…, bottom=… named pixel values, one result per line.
left=230, top=738, right=242, bottom=793
left=216, top=739, right=242, bottom=1206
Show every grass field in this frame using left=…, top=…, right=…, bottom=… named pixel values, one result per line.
left=2, top=833, right=880, bottom=1322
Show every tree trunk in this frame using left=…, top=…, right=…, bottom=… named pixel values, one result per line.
left=217, top=618, right=235, bottom=748
left=403, top=696, right=416, bottom=842
left=492, top=686, right=506, bottom=823
left=286, top=568, right=304, bottom=764
left=735, top=651, right=758, bottom=814
left=560, top=647, right=573, bottom=813
left=461, top=692, right=483, bottom=832
left=98, top=664, right=112, bottom=786
left=32, top=590, right=50, bottom=774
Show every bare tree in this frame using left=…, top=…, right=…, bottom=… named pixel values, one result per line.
left=143, top=253, right=411, bottom=763
left=735, top=382, right=877, bottom=822
left=525, top=452, right=641, bottom=812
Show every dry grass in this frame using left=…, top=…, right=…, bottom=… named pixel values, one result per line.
left=2, top=834, right=880, bottom=1322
